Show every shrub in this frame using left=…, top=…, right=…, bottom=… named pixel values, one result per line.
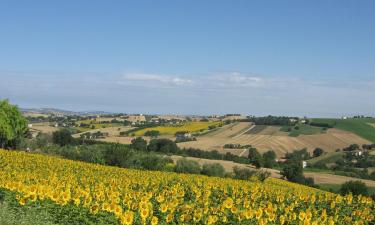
left=144, top=130, right=160, bottom=138
left=233, top=167, right=256, bottom=180
left=174, top=159, right=201, bottom=174
left=137, top=154, right=170, bottom=171
left=248, top=148, right=263, bottom=168
left=162, top=163, right=175, bottom=172
left=262, top=150, right=276, bottom=168
left=340, top=181, right=368, bottom=196
left=131, top=137, right=147, bottom=151
left=256, top=170, right=271, bottom=182
left=201, top=163, right=225, bottom=177
left=148, top=139, right=178, bottom=154
left=52, top=129, right=75, bottom=146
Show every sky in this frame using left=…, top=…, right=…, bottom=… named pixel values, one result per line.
left=0, top=0, right=374, bottom=117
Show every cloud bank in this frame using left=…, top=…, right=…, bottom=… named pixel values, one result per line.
left=0, top=71, right=374, bottom=117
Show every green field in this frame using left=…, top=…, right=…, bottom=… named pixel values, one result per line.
left=307, top=151, right=345, bottom=165
left=280, top=124, right=325, bottom=137
left=311, top=118, right=375, bottom=143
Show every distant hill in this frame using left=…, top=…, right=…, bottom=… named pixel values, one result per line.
left=21, top=108, right=111, bottom=116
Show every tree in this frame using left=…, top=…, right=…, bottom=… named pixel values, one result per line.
left=52, top=129, right=75, bottom=146
left=202, top=163, right=225, bottom=177
left=147, top=139, right=179, bottom=154
left=313, top=148, right=325, bottom=157
left=0, top=100, right=28, bottom=149
left=131, top=137, right=147, bottom=151
left=340, top=181, right=368, bottom=196
left=262, top=150, right=276, bottom=168
left=281, top=159, right=304, bottom=182
left=248, top=147, right=263, bottom=168
left=144, top=130, right=160, bottom=138
left=174, top=158, right=201, bottom=174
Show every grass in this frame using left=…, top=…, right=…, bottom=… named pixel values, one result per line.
left=132, top=121, right=222, bottom=136
left=280, top=124, right=325, bottom=137
left=311, top=118, right=375, bottom=143
left=307, top=151, right=345, bottom=165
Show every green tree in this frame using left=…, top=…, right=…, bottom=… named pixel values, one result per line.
left=262, top=150, right=276, bottom=168
left=340, top=181, right=368, bottom=196
left=52, top=129, right=74, bottom=146
left=281, top=159, right=304, bottom=182
left=174, top=158, right=201, bottom=174
left=0, top=100, right=28, bottom=149
left=147, top=139, right=178, bottom=154
left=201, top=163, right=225, bottom=177
left=131, top=137, right=147, bottom=151
left=248, top=147, right=263, bottom=168
left=144, top=130, right=160, bottom=138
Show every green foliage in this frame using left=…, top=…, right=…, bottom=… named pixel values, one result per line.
left=311, top=118, right=375, bottom=143
left=174, top=158, right=201, bottom=174
left=201, top=163, right=225, bottom=177
left=262, top=150, right=276, bottom=168
left=248, top=116, right=297, bottom=126
left=248, top=148, right=263, bottom=168
left=52, top=129, right=75, bottom=146
left=340, top=181, right=369, bottom=196
left=287, top=124, right=325, bottom=137
left=130, top=137, right=147, bottom=151
left=0, top=100, right=28, bottom=149
left=0, top=188, right=120, bottom=225
left=232, top=167, right=256, bottom=180
left=144, top=130, right=160, bottom=138
left=147, top=139, right=178, bottom=154
left=281, top=159, right=304, bottom=182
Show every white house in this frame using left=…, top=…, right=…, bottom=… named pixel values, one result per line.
left=302, top=161, right=307, bottom=168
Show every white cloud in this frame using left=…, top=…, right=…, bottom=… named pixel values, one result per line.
left=120, top=73, right=193, bottom=86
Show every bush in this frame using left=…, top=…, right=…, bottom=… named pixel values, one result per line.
left=174, top=159, right=201, bottom=174
left=137, top=154, right=170, bottom=171
left=148, top=139, right=178, bottom=154
left=131, top=137, right=147, bottom=151
left=262, top=150, right=276, bottom=168
left=256, top=170, right=271, bottom=182
left=201, top=163, right=225, bottom=177
left=144, top=130, right=160, bottom=138
left=340, top=181, right=368, bottom=196
left=233, top=167, right=256, bottom=180
left=248, top=148, right=263, bottom=168
left=162, top=163, right=175, bottom=172
left=52, top=129, right=75, bottom=146
left=281, top=160, right=304, bottom=182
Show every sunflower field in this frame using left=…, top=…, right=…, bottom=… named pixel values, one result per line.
left=0, top=149, right=374, bottom=225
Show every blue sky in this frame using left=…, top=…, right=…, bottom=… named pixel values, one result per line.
left=0, top=1, right=374, bottom=117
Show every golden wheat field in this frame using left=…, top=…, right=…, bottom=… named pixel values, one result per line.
left=0, top=149, right=374, bottom=225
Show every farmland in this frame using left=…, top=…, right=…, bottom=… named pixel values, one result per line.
left=178, top=122, right=370, bottom=157
left=311, top=118, right=375, bottom=143
left=1, top=149, right=374, bottom=224
left=130, top=121, right=222, bottom=136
